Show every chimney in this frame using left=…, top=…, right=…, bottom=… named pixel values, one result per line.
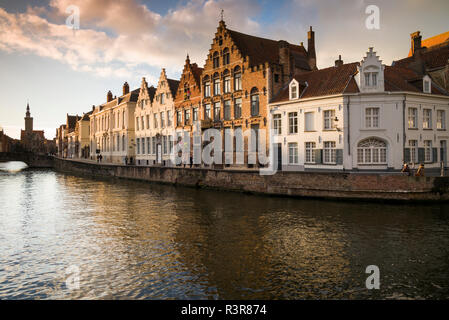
left=307, top=26, right=317, bottom=70
left=107, top=90, right=113, bottom=102
left=335, top=55, right=343, bottom=67
left=278, top=40, right=291, bottom=83
left=123, top=82, right=130, bottom=95
left=411, top=31, right=422, bottom=55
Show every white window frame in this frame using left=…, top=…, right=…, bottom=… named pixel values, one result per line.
left=288, top=112, right=298, bottom=134
left=423, top=109, right=432, bottom=129
left=437, top=110, right=445, bottom=130
left=288, top=142, right=298, bottom=164
left=323, top=110, right=335, bottom=130
left=323, top=141, right=336, bottom=164
left=273, top=114, right=282, bottom=135
left=408, top=108, right=418, bottom=129
left=365, top=107, right=380, bottom=128
left=305, top=142, right=316, bottom=163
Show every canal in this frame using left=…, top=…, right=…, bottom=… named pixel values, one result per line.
left=0, top=163, right=448, bottom=299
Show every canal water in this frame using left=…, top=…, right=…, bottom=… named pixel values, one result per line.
left=0, top=163, right=448, bottom=299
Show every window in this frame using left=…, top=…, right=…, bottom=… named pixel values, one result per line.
left=160, top=112, right=165, bottom=128
left=224, top=100, right=231, bottom=120
left=223, top=48, right=230, bottom=65
left=423, top=109, right=432, bottom=129
left=305, top=112, right=314, bottom=131
left=146, top=115, right=150, bottom=129
left=324, top=141, right=337, bottom=164
left=137, top=138, right=140, bottom=154
left=163, top=136, right=168, bottom=154
left=154, top=114, right=158, bottom=129
left=167, top=111, right=172, bottom=127
left=372, top=73, right=377, bottom=86
left=250, top=88, right=259, bottom=116
left=193, top=107, right=198, bottom=122
left=424, top=140, right=432, bottom=162
left=176, top=111, right=182, bottom=126
left=408, top=108, right=418, bottom=128
left=224, top=74, right=231, bottom=93
left=424, top=79, right=431, bottom=93
left=147, top=137, right=151, bottom=155
left=357, top=138, right=387, bottom=164
left=117, top=135, right=120, bottom=152
left=291, top=83, right=298, bottom=99
left=365, top=107, right=380, bottom=128
left=288, top=143, right=298, bottom=164
left=324, top=110, right=335, bottom=130
left=273, top=114, right=281, bottom=135
left=204, top=104, right=211, bottom=119
left=288, top=112, right=298, bottom=134
left=214, top=102, right=221, bottom=120
left=152, top=137, right=156, bottom=155
left=214, top=75, right=221, bottom=96
left=213, top=52, right=220, bottom=68
left=141, top=138, right=145, bottom=155
left=122, top=135, right=125, bottom=151
left=141, top=116, right=145, bottom=130
left=409, top=140, right=418, bottom=163
left=184, top=83, right=191, bottom=100
left=365, top=73, right=370, bottom=86
left=136, top=117, right=139, bottom=131
left=305, top=142, right=316, bottom=163
left=184, top=109, right=190, bottom=125
left=204, top=77, right=211, bottom=98
left=234, top=98, right=242, bottom=119
left=234, top=67, right=242, bottom=91
left=274, top=74, right=279, bottom=83
left=160, top=93, right=165, bottom=104
left=437, top=110, right=446, bottom=129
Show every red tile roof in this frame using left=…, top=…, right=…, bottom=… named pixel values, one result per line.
left=227, top=29, right=312, bottom=70
left=408, top=31, right=449, bottom=57
left=272, top=62, right=359, bottom=102
left=394, top=43, right=449, bottom=70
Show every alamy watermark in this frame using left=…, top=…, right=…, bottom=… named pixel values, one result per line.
left=365, top=265, right=380, bottom=290
left=65, top=5, right=80, bottom=30
left=365, top=5, right=380, bottom=30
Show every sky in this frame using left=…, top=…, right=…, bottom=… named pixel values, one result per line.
left=0, top=0, right=448, bottom=139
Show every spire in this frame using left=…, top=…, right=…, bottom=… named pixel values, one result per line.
left=26, top=101, right=30, bottom=117
left=218, top=9, right=226, bottom=29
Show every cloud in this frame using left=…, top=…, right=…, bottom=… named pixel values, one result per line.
left=0, top=0, right=261, bottom=81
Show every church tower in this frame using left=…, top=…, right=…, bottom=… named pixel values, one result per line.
left=25, top=102, right=33, bottom=133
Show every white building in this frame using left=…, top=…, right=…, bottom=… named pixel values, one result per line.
left=269, top=48, right=449, bottom=172
left=89, top=83, right=139, bottom=164
left=134, top=69, right=179, bottom=166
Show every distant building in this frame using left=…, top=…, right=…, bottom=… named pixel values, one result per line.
left=135, top=69, right=179, bottom=166
left=0, top=128, right=16, bottom=152
left=89, top=83, right=140, bottom=164
left=20, top=103, right=47, bottom=153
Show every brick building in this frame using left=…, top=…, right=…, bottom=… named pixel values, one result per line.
left=174, top=54, right=203, bottom=164
left=199, top=19, right=317, bottom=167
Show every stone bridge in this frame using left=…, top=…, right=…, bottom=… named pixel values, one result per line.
left=0, top=152, right=54, bottom=168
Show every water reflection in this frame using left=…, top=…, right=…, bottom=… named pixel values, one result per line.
left=0, top=161, right=28, bottom=173
left=0, top=170, right=448, bottom=299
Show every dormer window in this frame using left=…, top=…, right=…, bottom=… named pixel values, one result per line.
left=423, top=76, right=431, bottom=93
left=289, top=80, right=299, bottom=100
left=365, top=72, right=378, bottom=86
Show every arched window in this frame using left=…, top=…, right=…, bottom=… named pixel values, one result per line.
left=223, top=69, right=231, bottom=93
left=213, top=51, right=220, bottom=68
left=213, top=72, right=221, bottom=96
left=234, top=66, right=242, bottom=91
left=223, top=48, right=230, bottom=65
left=184, top=83, right=190, bottom=100
left=203, top=75, right=210, bottom=98
left=357, top=138, right=387, bottom=164
left=250, top=87, right=259, bottom=116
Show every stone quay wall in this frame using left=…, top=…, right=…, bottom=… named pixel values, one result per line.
left=53, top=157, right=449, bottom=202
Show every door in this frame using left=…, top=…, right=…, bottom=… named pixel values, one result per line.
left=157, top=144, right=162, bottom=164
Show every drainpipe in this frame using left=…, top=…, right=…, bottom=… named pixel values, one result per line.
left=402, top=94, right=407, bottom=163
left=347, top=96, right=350, bottom=156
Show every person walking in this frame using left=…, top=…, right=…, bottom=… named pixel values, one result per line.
left=401, top=162, right=411, bottom=176
left=415, top=163, right=425, bottom=176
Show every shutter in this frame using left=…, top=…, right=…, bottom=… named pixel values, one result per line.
left=314, top=149, right=322, bottom=164
left=336, top=149, right=343, bottom=165
left=418, top=148, right=425, bottom=163
left=432, top=148, right=438, bottom=163
left=404, top=148, right=410, bottom=163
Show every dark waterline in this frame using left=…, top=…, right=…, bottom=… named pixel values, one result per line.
left=0, top=166, right=448, bottom=299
